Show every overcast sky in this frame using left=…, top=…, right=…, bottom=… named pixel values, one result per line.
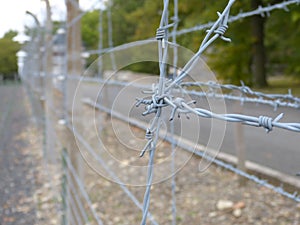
left=0, top=0, right=102, bottom=38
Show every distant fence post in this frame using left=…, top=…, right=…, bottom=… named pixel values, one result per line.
left=234, top=101, right=247, bottom=185
left=61, top=149, right=68, bottom=225
left=65, top=1, right=84, bottom=224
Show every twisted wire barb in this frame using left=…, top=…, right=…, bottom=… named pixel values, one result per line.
left=175, top=0, right=300, bottom=36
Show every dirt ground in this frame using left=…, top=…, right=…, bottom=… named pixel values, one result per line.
left=77, top=104, right=300, bottom=225
left=0, top=84, right=62, bottom=225
left=1, top=84, right=300, bottom=225
left=0, top=84, right=41, bottom=225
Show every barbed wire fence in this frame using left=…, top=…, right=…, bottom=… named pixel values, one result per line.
left=135, top=0, right=300, bottom=223
left=19, top=0, right=300, bottom=224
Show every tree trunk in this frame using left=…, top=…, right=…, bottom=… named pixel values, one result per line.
left=251, top=0, right=268, bottom=87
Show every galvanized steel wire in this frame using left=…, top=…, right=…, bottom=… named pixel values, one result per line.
left=175, top=0, right=300, bottom=36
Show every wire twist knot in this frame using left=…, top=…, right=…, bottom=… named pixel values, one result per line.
left=156, top=28, right=167, bottom=40
left=145, top=128, right=153, bottom=140
left=258, top=116, right=273, bottom=132
left=214, top=25, right=228, bottom=36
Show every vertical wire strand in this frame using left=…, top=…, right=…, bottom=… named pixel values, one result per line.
left=107, top=3, right=117, bottom=71
left=171, top=0, right=178, bottom=224
left=98, top=6, right=103, bottom=78
left=140, top=1, right=170, bottom=223
left=141, top=118, right=162, bottom=225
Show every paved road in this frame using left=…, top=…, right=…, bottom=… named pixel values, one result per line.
left=0, top=84, right=38, bottom=225
left=72, top=80, right=300, bottom=176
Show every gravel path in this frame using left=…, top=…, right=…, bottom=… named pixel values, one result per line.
left=0, top=84, right=41, bottom=225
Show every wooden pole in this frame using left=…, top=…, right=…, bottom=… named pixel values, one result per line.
left=65, top=1, right=84, bottom=224
left=234, top=101, right=247, bottom=186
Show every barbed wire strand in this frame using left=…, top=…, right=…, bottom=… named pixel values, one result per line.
left=67, top=75, right=300, bottom=110
left=175, top=100, right=300, bottom=133
left=187, top=91, right=300, bottom=110
left=83, top=99, right=300, bottom=203
left=140, top=0, right=171, bottom=224
left=171, top=0, right=179, bottom=224
left=181, top=81, right=300, bottom=104
left=175, top=0, right=300, bottom=36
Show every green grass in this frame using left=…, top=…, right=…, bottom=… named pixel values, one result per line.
left=254, top=76, right=300, bottom=97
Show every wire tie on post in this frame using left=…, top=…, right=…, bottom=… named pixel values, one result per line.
left=156, top=28, right=165, bottom=40
left=258, top=113, right=283, bottom=133
left=140, top=129, right=153, bottom=157
left=214, top=12, right=231, bottom=42
left=258, top=116, right=273, bottom=132
left=156, top=27, right=167, bottom=48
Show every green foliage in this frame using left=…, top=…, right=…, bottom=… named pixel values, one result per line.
left=266, top=4, right=300, bottom=77
left=81, top=0, right=148, bottom=50
left=207, top=19, right=253, bottom=85
left=82, top=10, right=102, bottom=50
left=4, top=30, right=18, bottom=40
left=0, top=30, right=20, bottom=80
left=80, top=0, right=300, bottom=81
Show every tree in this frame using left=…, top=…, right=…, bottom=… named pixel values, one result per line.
left=81, top=0, right=149, bottom=48
left=200, top=1, right=300, bottom=87
left=0, top=30, right=20, bottom=80
left=266, top=4, right=300, bottom=79
left=80, top=0, right=300, bottom=83
left=251, top=0, right=267, bottom=87
left=81, top=0, right=149, bottom=69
